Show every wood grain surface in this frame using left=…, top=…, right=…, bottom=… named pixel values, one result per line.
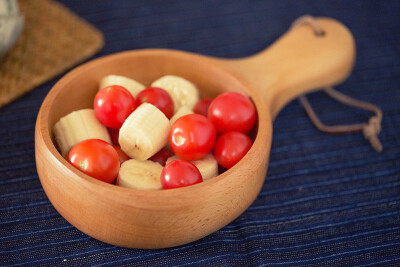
left=35, top=17, right=355, bottom=248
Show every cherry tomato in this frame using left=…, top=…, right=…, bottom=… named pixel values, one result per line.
left=208, top=92, right=256, bottom=134
left=136, top=87, right=174, bottom=119
left=68, top=139, right=120, bottom=183
left=108, top=128, right=120, bottom=145
left=161, top=159, right=202, bottom=189
left=169, top=114, right=217, bottom=161
left=113, top=145, right=130, bottom=164
left=213, top=131, right=253, bottom=169
left=194, top=98, right=213, bottom=117
left=94, top=85, right=136, bottom=129
left=149, top=147, right=173, bottom=166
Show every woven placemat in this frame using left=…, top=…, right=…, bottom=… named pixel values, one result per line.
left=0, top=0, right=104, bottom=108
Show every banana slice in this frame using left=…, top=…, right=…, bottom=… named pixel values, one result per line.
left=169, top=106, right=194, bottom=126
left=100, top=75, right=145, bottom=97
left=151, top=75, right=199, bottom=113
left=117, top=159, right=162, bottom=190
left=167, top=154, right=218, bottom=180
left=119, top=103, right=170, bottom=160
left=53, top=109, right=111, bottom=158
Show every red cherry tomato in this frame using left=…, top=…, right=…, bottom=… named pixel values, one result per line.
left=108, top=128, right=120, bottom=145
left=169, top=114, right=217, bottom=161
left=208, top=92, right=256, bottom=134
left=136, top=87, right=174, bottom=119
left=194, top=98, right=213, bottom=117
left=113, top=145, right=130, bottom=164
left=68, top=139, right=120, bottom=183
left=94, top=85, right=136, bottom=129
left=213, top=131, right=253, bottom=169
left=149, top=147, right=173, bottom=166
left=161, top=159, right=202, bottom=189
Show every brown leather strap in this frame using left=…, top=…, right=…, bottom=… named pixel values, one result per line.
left=292, top=15, right=383, bottom=152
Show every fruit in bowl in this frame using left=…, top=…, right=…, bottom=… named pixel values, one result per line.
left=52, top=73, right=256, bottom=189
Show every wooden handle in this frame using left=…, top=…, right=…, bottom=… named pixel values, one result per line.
left=216, top=17, right=356, bottom=119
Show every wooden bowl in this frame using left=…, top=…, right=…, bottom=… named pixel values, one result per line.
left=35, top=18, right=355, bottom=249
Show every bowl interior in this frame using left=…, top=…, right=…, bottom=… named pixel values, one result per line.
left=47, top=49, right=272, bottom=183
left=42, top=49, right=273, bottom=199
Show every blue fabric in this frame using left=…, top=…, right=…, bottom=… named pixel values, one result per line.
left=1, top=0, right=400, bottom=265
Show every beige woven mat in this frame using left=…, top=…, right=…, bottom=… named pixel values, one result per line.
left=0, top=0, right=104, bottom=108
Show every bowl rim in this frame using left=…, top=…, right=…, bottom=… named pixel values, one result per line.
left=36, top=48, right=273, bottom=209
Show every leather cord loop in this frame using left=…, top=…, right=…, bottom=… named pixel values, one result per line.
left=292, top=15, right=383, bottom=152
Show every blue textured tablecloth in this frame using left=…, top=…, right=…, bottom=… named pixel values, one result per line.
left=1, top=0, right=399, bottom=266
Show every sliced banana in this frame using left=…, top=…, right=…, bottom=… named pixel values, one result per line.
left=117, top=159, right=162, bottom=190
left=100, top=75, right=145, bottom=97
left=151, top=75, right=199, bottom=113
left=119, top=103, right=170, bottom=160
left=169, top=106, right=194, bottom=126
left=53, top=109, right=111, bottom=158
left=167, top=154, right=218, bottom=180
